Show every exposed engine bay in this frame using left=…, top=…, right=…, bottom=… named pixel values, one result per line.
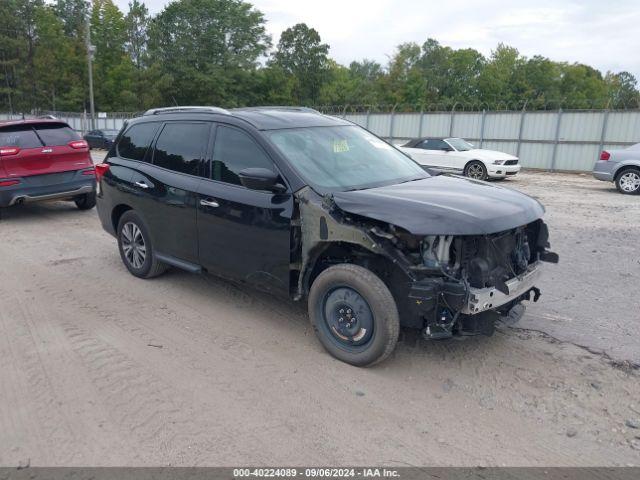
left=293, top=185, right=559, bottom=340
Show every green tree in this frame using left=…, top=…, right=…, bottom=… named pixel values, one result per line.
left=559, top=63, right=607, bottom=109
left=605, top=71, right=639, bottom=109
left=125, top=0, right=149, bottom=69
left=270, top=23, right=329, bottom=104
left=147, top=0, right=271, bottom=106
left=54, top=0, right=88, bottom=38
left=91, top=0, right=137, bottom=110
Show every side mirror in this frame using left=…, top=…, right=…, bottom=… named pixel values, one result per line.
left=238, top=168, right=286, bottom=193
left=443, top=146, right=454, bottom=152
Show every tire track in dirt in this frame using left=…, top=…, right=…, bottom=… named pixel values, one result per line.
left=0, top=288, right=83, bottom=465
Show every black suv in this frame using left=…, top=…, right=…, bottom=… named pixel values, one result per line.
left=96, top=106, right=558, bottom=366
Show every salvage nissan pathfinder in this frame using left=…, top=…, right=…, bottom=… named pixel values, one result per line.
left=96, top=106, right=558, bottom=366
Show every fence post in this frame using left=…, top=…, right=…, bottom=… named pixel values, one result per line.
left=449, top=103, right=458, bottom=137
left=479, top=109, right=486, bottom=148
left=418, top=109, right=424, bottom=138
left=389, top=105, right=397, bottom=142
left=550, top=108, right=563, bottom=171
left=516, top=108, right=527, bottom=158
left=598, top=109, right=610, bottom=154
left=365, top=107, right=371, bottom=130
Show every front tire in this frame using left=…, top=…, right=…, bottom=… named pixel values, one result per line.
left=615, top=168, right=640, bottom=194
left=308, top=264, right=400, bottom=367
left=117, top=211, right=168, bottom=278
left=464, top=160, right=488, bottom=180
left=74, top=191, right=96, bottom=210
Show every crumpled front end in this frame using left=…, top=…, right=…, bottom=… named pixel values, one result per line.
left=293, top=186, right=559, bottom=340
left=404, top=222, right=558, bottom=339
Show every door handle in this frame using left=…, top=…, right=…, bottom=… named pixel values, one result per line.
left=200, top=198, right=219, bottom=208
left=135, top=181, right=149, bottom=189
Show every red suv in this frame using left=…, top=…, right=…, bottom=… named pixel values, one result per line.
left=0, top=119, right=96, bottom=210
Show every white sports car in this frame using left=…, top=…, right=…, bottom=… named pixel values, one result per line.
left=399, top=137, right=521, bottom=180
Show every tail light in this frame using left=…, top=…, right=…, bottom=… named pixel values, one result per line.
left=68, top=140, right=89, bottom=149
left=600, top=151, right=610, bottom=161
left=0, top=179, right=20, bottom=187
left=95, top=163, right=110, bottom=181
left=0, top=146, right=20, bottom=156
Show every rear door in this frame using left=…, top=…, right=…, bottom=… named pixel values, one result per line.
left=34, top=123, right=92, bottom=173
left=127, top=121, right=210, bottom=263
left=0, top=125, right=47, bottom=178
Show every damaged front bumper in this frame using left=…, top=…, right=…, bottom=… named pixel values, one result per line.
left=462, top=263, right=542, bottom=314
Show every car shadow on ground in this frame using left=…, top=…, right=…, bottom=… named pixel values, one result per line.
left=0, top=201, right=92, bottom=223
left=154, top=264, right=511, bottom=369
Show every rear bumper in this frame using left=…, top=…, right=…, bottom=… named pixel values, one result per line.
left=592, top=160, right=616, bottom=182
left=0, top=171, right=96, bottom=207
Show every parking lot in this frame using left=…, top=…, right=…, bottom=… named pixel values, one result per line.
left=0, top=156, right=639, bottom=466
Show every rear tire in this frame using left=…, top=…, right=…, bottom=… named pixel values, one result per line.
left=117, top=210, right=168, bottom=278
left=308, top=264, right=400, bottom=367
left=464, top=160, right=488, bottom=180
left=75, top=191, right=96, bottom=210
left=615, top=168, right=640, bottom=194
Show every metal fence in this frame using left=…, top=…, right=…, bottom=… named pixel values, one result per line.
left=0, top=111, right=134, bottom=134
left=337, top=109, right=640, bottom=172
left=2, top=108, right=639, bottom=172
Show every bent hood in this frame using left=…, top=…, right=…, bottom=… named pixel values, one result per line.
left=332, top=176, right=544, bottom=235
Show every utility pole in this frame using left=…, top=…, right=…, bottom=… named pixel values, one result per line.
left=85, top=1, right=95, bottom=130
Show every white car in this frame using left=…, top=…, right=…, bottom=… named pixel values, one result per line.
left=399, top=137, right=521, bottom=180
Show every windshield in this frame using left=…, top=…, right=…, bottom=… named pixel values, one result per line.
left=446, top=138, right=474, bottom=151
left=266, top=126, right=427, bottom=192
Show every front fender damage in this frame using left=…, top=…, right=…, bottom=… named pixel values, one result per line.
left=293, top=187, right=559, bottom=339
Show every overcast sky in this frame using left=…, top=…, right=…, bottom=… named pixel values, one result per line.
left=113, top=0, right=640, bottom=79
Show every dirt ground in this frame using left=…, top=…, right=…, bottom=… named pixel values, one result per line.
left=0, top=160, right=639, bottom=467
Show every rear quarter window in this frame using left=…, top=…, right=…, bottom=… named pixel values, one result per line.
left=34, top=124, right=81, bottom=146
left=117, top=123, right=160, bottom=162
left=0, top=126, right=43, bottom=149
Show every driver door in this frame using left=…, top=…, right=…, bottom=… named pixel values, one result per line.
left=196, top=124, right=293, bottom=296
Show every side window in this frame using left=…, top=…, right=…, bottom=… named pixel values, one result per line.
left=117, top=123, right=159, bottom=162
left=0, top=126, right=43, bottom=149
left=212, top=126, right=273, bottom=186
left=34, top=124, right=81, bottom=146
left=152, top=122, right=210, bottom=176
left=435, top=140, right=451, bottom=150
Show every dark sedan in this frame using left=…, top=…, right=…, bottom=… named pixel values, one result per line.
left=84, top=129, right=119, bottom=150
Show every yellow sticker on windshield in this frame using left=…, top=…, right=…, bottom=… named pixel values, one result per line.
left=333, top=139, right=349, bottom=153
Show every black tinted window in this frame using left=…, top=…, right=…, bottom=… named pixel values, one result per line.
left=153, top=122, right=209, bottom=175
left=212, top=126, right=272, bottom=185
left=0, top=126, right=43, bottom=149
left=420, top=139, right=448, bottom=150
left=117, top=123, right=159, bottom=161
left=34, top=124, right=80, bottom=146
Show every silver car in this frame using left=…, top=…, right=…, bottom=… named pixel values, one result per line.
left=592, top=143, right=640, bottom=194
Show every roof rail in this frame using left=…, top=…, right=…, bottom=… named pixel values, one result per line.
left=233, top=106, right=320, bottom=114
left=143, top=106, right=231, bottom=116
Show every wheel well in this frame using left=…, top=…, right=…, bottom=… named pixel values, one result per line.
left=615, top=165, right=640, bottom=181
left=111, top=204, right=132, bottom=232
left=305, top=242, right=412, bottom=319
left=464, top=159, right=484, bottom=172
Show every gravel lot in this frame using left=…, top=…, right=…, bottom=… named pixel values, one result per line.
left=0, top=157, right=639, bottom=467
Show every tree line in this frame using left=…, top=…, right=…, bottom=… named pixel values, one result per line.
left=1, top=0, right=638, bottom=114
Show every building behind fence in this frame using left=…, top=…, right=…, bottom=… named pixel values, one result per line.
left=2, top=108, right=639, bottom=172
